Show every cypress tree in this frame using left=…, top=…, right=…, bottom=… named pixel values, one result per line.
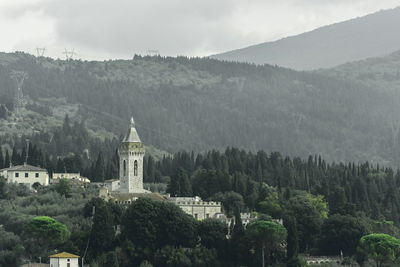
left=11, top=146, right=19, bottom=166
left=0, top=148, right=3, bottom=169
left=93, top=152, right=105, bottom=182
left=285, top=216, right=299, bottom=262
left=232, top=208, right=244, bottom=241
left=147, top=155, right=155, bottom=183
left=4, top=150, right=10, bottom=168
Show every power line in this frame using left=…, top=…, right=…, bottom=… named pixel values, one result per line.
left=63, top=48, right=76, bottom=60
left=35, top=47, right=46, bottom=57
left=10, top=70, right=28, bottom=115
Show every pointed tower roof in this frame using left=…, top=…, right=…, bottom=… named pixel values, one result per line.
left=122, top=117, right=141, bottom=143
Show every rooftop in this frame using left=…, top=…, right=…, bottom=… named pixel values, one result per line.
left=122, top=117, right=141, bottom=143
left=49, top=252, right=80, bottom=258
left=0, top=164, right=47, bottom=172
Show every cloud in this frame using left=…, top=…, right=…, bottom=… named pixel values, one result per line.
left=0, top=0, right=399, bottom=59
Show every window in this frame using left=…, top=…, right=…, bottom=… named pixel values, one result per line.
left=67, top=263, right=70, bottom=267
left=206, top=214, right=210, bottom=218
left=134, top=160, right=138, bottom=176
left=194, top=214, right=198, bottom=220
left=123, top=160, right=126, bottom=176
left=35, top=173, right=39, bottom=178
left=15, top=173, right=19, bottom=178
left=25, top=173, right=29, bottom=178
left=67, top=259, right=70, bottom=262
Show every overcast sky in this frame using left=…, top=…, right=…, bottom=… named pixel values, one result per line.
left=0, top=0, right=399, bottom=60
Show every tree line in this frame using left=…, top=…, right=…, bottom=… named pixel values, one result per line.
left=1, top=52, right=400, bottom=166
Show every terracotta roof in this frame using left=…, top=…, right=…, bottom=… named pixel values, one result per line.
left=49, top=252, right=80, bottom=258
left=1, top=164, right=47, bottom=172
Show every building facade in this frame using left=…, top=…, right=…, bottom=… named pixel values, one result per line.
left=118, top=117, right=145, bottom=193
left=49, top=252, right=79, bottom=267
left=0, top=163, right=49, bottom=188
left=52, top=173, right=90, bottom=184
left=168, top=196, right=222, bottom=220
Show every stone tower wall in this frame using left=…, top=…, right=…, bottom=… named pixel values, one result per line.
left=119, top=144, right=145, bottom=193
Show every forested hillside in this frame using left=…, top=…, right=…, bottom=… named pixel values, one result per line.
left=0, top=52, right=398, bottom=167
left=2, top=148, right=400, bottom=266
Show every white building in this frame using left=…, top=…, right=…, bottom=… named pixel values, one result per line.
left=168, top=196, right=223, bottom=220
left=52, top=173, right=90, bottom=184
left=0, top=163, right=49, bottom=188
left=118, top=117, right=146, bottom=193
left=49, top=252, right=79, bottom=267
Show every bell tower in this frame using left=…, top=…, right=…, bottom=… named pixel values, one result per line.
left=119, top=117, right=145, bottom=193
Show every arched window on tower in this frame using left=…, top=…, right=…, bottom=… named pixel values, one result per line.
left=134, top=160, right=138, bottom=176
left=123, top=160, right=126, bottom=176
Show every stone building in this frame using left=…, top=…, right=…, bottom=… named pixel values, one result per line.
left=98, top=118, right=224, bottom=222
left=118, top=117, right=146, bottom=193
left=102, top=179, right=120, bottom=192
left=168, top=196, right=223, bottom=220
left=99, top=117, right=152, bottom=203
left=0, top=163, right=49, bottom=188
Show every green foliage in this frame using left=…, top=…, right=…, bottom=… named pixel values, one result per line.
left=285, top=216, right=299, bottom=265
left=93, top=152, right=105, bottom=182
left=154, top=246, right=192, bottom=267
left=245, top=220, right=287, bottom=266
left=0, top=176, right=7, bottom=199
left=211, top=191, right=244, bottom=217
left=285, top=192, right=328, bottom=252
left=318, top=214, right=370, bottom=256
left=24, top=216, right=70, bottom=257
left=55, top=178, right=71, bottom=197
left=198, top=218, right=227, bottom=251
left=24, top=216, right=70, bottom=242
left=1, top=52, right=398, bottom=168
left=121, top=198, right=198, bottom=263
left=167, top=167, right=192, bottom=197
left=0, top=226, right=23, bottom=266
left=358, top=233, right=400, bottom=267
left=257, top=184, right=282, bottom=218
left=154, top=245, right=219, bottom=267
left=87, top=198, right=115, bottom=260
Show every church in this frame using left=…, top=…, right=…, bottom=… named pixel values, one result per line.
left=99, top=117, right=222, bottom=220
left=118, top=117, right=146, bottom=193
left=99, top=117, right=163, bottom=203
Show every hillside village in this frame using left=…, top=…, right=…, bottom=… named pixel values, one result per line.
left=0, top=117, right=228, bottom=222
left=2, top=5, right=400, bottom=265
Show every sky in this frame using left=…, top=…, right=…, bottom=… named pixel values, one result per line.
left=0, top=0, right=399, bottom=60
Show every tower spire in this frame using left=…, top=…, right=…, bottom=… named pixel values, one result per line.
left=119, top=116, right=145, bottom=193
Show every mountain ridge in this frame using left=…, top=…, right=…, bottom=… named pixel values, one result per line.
left=211, top=6, right=400, bottom=70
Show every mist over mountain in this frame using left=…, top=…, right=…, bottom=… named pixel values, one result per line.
left=0, top=52, right=399, bottom=167
left=211, top=6, right=400, bottom=70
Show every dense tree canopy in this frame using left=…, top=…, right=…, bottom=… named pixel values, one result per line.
left=358, top=233, right=400, bottom=267
left=245, top=220, right=287, bottom=267
left=121, top=198, right=198, bottom=264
